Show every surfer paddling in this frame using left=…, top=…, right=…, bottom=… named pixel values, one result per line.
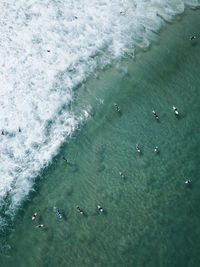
left=76, top=206, right=84, bottom=214
left=62, top=156, right=69, bottom=163
left=114, top=104, right=120, bottom=112
left=154, top=146, right=158, bottom=152
left=36, top=224, right=44, bottom=228
left=120, top=11, right=126, bottom=15
left=152, top=110, right=159, bottom=120
left=119, top=172, right=125, bottom=179
left=173, top=106, right=179, bottom=115
left=54, top=207, right=62, bottom=218
left=136, top=144, right=141, bottom=153
left=189, top=36, right=196, bottom=40
left=32, top=212, right=37, bottom=220
left=97, top=205, right=104, bottom=212
left=56, top=209, right=62, bottom=218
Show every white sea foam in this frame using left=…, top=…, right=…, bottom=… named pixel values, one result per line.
left=0, top=0, right=199, bottom=219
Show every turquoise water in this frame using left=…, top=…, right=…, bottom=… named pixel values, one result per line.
left=1, top=8, right=200, bottom=267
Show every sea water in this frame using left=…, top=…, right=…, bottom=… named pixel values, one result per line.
left=0, top=0, right=199, bottom=218
left=0, top=1, right=200, bottom=266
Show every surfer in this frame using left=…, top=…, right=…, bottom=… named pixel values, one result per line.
left=136, top=144, right=141, bottom=153
left=56, top=208, right=62, bottom=218
left=76, top=206, right=83, bottom=214
left=18, top=127, right=21, bottom=132
left=152, top=110, right=159, bottom=119
left=97, top=205, right=103, bottom=212
left=32, top=212, right=37, bottom=220
left=115, top=104, right=120, bottom=112
left=62, top=156, right=69, bottom=163
left=154, top=146, right=158, bottom=152
left=190, top=36, right=196, bottom=40
left=173, top=106, right=178, bottom=115
left=1, top=130, right=4, bottom=135
left=36, top=224, right=44, bottom=228
left=120, top=11, right=126, bottom=15
left=119, top=172, right=125, bottom=178
left=185, top=179, right=191, bottom=184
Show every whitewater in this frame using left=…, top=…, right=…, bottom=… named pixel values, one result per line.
left=0, top=0, right=199, bottom=225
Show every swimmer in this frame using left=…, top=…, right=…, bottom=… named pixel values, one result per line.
left=152, top=110, right=159, bottom=120
left=53, top=206, right=62, bottom=218
left=120, top=11, right=126, bottom=15
left=1, top=130, right=4, bottom=135
left=97, top=205, right=103, bottom=212
left=62, top=156, right=69, bottom=163
left=154, top=146, right=158, bottom=152
left=190, top=36, right=196, bottom=40
left=32, top=212, right=37, bottom=220
left=119, top=172, right=125, bottom=178
left=185, top=179, right=191, bottom=184
left=114, top=104, right=120, bottom=112
left=136, top=144, right=141, bottom=153
left=76, top=206, right=83, bottom=214
left=47, top=50, right=51, bottom=52
left=36, top=224, right=44, bottom=228
left=56, top=208, right=62, bottom=218
left=173, top=106, right=179, bottom=115
left=18, top=127, right=21, bottom=132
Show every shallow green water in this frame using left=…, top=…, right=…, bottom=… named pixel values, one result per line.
left=1, top=8, right=200, bottom=267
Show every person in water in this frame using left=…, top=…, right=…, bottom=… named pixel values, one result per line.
left=120, top=11, right=126, bottom=15
left=136, top=144, right=141, bottom=152
left=97, top=205, right=103, bottom=212
left=152, top=110, right=159, bottom=119
left=190, top=36, right=196, bottom=40
left=32, top=212, right=37, bottom=220
left=115, top=104, right=120, bottom=112
left=154, top=146, right=158, bottom=152
left=173, top=106, right=178, bottom=115
left=62, top=156, right=69, bottom=163
left=56, top=209, right=62, bottom=218
left=36, top=224, right=44, bottom=228
left=119, top=172, right=125, bottom=178
left=185, top=179, right=191, bottom=184
left=76, top=206, right=83, bottom=214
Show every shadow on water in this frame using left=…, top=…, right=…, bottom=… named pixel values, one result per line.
left=190, top=40, right=199, bottom=47
left=185, top=183, right=193, bottom=190
left=96, top=210, right=108, bottom=216
left=82, top=212, right=88, bottom=218
left=117, top=110, right=123, bottom=116
left=97, top=164, right=105, bottom=173
left=60, top=214, right=67, bottom=221
left=175, top=114, right=182, bottom=120
left=42, top=227, right=48, bottom=233
left=61, top=159, right=79, bottom=173
left=136, top=151, right=143, bottom=156
left=88, top=209, right=108, bottom=217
